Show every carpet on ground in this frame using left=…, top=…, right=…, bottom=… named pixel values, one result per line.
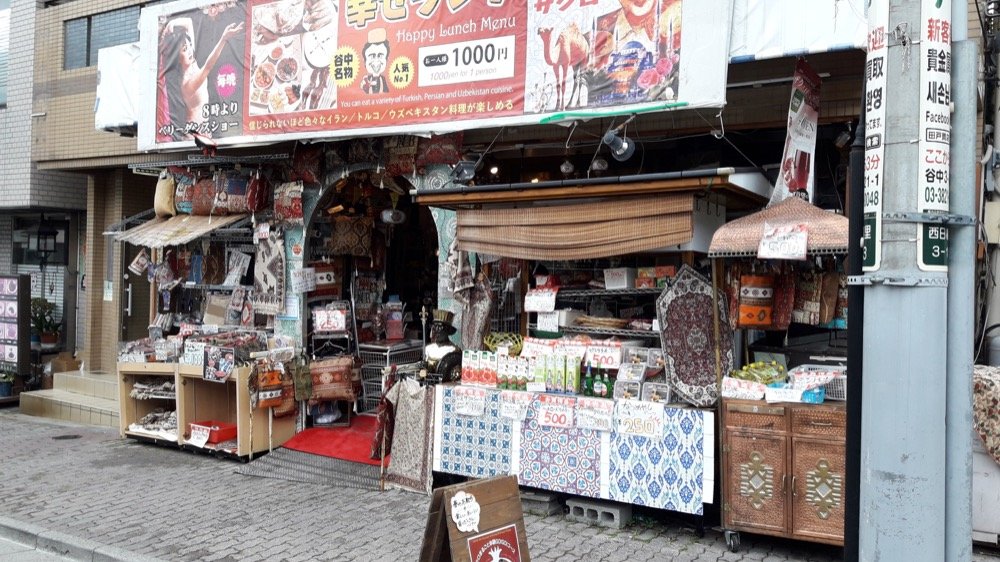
left=236, top=413, right=387, bottom=490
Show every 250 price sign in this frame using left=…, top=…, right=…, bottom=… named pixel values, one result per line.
left=614, top=399, right=664, bottom=438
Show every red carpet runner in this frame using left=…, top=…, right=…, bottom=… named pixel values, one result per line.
left=282, top=414, right=386, bottom=467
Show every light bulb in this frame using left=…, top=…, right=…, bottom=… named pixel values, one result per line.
left=560, top=159, right=575, bottom=175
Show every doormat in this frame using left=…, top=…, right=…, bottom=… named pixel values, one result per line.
left=283, top=414, right=385, bottom=467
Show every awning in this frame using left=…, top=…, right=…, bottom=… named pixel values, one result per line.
left=456, top=194, right=694, bottom=260
left=112, top=214, right=248, bottom=248
left=412, top=168, right=771, bottom=211
left=708, top=196, right=848, bottom=258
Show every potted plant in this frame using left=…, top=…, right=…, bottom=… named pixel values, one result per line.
left=30, top=298, right=61, bottom=347
left=0, top=369, right=14, bottom=397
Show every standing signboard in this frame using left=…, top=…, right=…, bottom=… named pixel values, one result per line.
left=421, top=476, right=530, bottom=562
left=862, top=0, right=889, bottom=271
left=137, top=0, right=734, bottom=150
left=916, top=0, right=951, bottom=271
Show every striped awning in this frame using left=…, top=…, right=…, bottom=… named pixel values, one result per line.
left=456, top=194, right=694, bottom=260
left=113, top=214, right=247, bottom=248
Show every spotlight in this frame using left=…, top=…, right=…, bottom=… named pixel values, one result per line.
left=560, top=159, right=575, bottom=176
left=489, top=165, right=500, bottom=176
left=602, top=131, right=635, bottom=161
left=590, top=157, right=609, bottom=172
left=452, top=160, right=478, bottom=182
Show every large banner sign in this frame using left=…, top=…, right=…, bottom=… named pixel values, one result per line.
left=138, top=0, right=734, bottom=150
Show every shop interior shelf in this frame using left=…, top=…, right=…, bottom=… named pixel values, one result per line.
left=553, top=324, right=660, bottom=339
left=555, top=287, right=663, bottom=299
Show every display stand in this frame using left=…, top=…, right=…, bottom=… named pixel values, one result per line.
left=117, top=362, right=296, bottom=458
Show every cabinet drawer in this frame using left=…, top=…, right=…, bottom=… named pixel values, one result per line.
left=791, top=407, right=845, bottom=438
left=724, top=402, right=787, bottom=432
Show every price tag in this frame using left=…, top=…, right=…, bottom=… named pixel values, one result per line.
left=585, top=342, right=623, bottom=370
left=536, top=311, right=559, bottom=332
left=555, top=341, right=589, bottom=360
left=758, top=223, right=808, bottom=260
left=181, top=341, right=206, bottom=366
left=499, top=390, right=532, bottom=421
left=520, top=337, right=556, bottom=358
left=576, top=397, right=614, bottom=432
left=418, top=35, right=516, bottom=87
left=291, top=267, right=317, bottom=293
left=454, top=387, right=487, bottom=417
left=614, top=399, right=664, bottom=438
left=188, top=424, right=210, bottom=448
left=538, top=394, right=575, bottom=429
left=524, top=288, right=558, bottom=312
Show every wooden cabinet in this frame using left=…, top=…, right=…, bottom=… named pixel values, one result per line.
left=721, top=398, right=846, bottom=550
left=118, top=362, right=295, bottom=458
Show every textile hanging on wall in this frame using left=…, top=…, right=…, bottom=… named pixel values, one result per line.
left=434, top=386, right=515, bottom=477
left=607, top=408, right=710, bottom=515
left=252, top=231, right=285, bottom=315
left=656, top=265, right=733, bottom=408
left=461, top=275, right=494, bottom=352
left=385, top=378, right=434, bottom=494
left=520, top=397, right=601, bottom=498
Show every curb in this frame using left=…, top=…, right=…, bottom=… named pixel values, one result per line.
left=0, top=515, right=166, bottom=562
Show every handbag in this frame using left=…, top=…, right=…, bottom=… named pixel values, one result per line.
left=737, top=274, right=775, bottom=328
left=245, top=169, right=271, bottom=213
left=328, top=215, right=373, bottom=257
left=257, top=362, right=284, bottom=409
left=309, top=355, right=355, bottom=401
left=274, top=181, right=304, bottom=224
left=154, top=170, right=176, bottom=218
left=272, top=379, right=297, bottom=418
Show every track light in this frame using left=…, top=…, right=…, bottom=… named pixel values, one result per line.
left=452, top=160, right=478, bottom=182
left=602, top=131, right=635, bottom=161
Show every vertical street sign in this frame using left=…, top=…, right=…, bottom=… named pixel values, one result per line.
left=863, top=0, right=890, bottom=271
left=917, top=0, right=952, bottom=271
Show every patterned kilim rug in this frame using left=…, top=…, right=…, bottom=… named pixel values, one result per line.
left=236, top=447, right=383, bottom=490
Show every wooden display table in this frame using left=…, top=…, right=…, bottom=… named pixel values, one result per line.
left=118, top=362, right=295, bottom=458
left=720, top=398, right=846, bottom=552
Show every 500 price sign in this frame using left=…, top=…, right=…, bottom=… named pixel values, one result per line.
left=538, top=394, right=576, bottom=429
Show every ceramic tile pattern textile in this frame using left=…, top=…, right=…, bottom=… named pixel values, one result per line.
left=608, top=407, right=707, bottom=515
left=519, top=397, right=602, bottom=497
left=436, top=385, right=515, bottom=478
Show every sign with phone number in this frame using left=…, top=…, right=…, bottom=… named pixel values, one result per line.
left=538, top=394, right=576, bottom=429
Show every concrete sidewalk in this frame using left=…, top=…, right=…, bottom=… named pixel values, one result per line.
left=0, top=408, right=995, bottom=562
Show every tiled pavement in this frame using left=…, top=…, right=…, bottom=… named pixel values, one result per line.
left=1, top=408, right=999, bottom=562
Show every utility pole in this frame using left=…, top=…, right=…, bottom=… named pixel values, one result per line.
left=858, top=0, right=954, bottom=558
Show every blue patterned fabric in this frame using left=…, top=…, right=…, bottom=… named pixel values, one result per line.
left=519, top=397, right=602, bottom=497
left=437, top=386, right=514, bottom=477
left=608, top=408, right=706, bottom=515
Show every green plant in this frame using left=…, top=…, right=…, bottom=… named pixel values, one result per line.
left=0, top=368, right=15, bottom=384
left=30, top=298, right=60, bottom=335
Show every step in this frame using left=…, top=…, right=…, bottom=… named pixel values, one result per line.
left=19, top=389, right=119, bottom=429
left=53, top=371, right=118, bottom=401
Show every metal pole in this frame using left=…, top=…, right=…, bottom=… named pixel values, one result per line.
left=946, top=34, right=976, bottom=562
left=844, top=112, right=865, bottom=562
left=859, top=0, right=948, bottom=558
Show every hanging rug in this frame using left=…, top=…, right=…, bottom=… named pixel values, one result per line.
left=656, top=264, right=733, bottom=408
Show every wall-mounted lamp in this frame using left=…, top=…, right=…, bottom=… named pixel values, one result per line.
left=602, top=131, right=635, bottom=161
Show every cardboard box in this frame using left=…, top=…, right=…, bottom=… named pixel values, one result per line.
left=637, top=267, right=657, bottom=279
left=635, top=277, right=657, bottom=289
left=51, top=352, right=81, bottom=373
left=655, top=265, right=677, bottom=279
left=603, top=268, right=636, bottom=290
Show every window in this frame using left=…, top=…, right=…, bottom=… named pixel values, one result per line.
left=63, top=6, right=139, bottom=70
left=0, top=0, right=9, bottom=106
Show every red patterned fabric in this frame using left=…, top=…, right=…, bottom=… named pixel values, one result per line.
left=309, top=356, right=355, bottom=401
left=415, top=133, right=463, bottom=168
